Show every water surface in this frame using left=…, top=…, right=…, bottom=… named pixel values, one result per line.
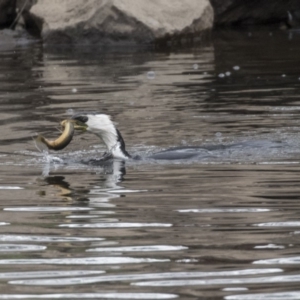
left=1, top=29, right=300, bottom=299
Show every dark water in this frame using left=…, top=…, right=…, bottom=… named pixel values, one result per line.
left=1, top=29, right=300, bottom=299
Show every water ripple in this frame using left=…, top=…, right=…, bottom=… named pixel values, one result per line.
left=0, top=257, right=169, bottom=265
left=4, top=207, right=94, bottom=212
left=0, top=244, right=46, bottom=252
left=178, top=208, right=270, bottom=213
left=255, top=222, right=300, bottom=227
left=254, top=244, right=285, bottom=249
left=254, top=256, right=300, bottom=264
left=133, top=274, right=300, bottom=287
left=65, top=215, right=98, bottom=219
left=107, top=189, right=148, bottom=193
left=0, top=222, right=9, bottom=226
left=226, top=291, right=300, bottom=300
left=9, top=269, right=282, bottom=286
left=223, top=287, right=248, bottom=291
left=0, top=186, right=23, bottom=189
left=0, top=293, right=178, bottom=299
left=86, top=245, right=188, bottom=252
left=0, top=270, right=105, bottom=279
left=0, top=234, right=104, bottom=242
left=59, top=223, right=172, bottom=228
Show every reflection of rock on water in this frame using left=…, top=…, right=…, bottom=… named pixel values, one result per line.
left=0, top=29, right=34, bottom=51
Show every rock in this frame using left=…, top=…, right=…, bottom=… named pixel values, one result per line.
left=27, top=0, right=213, bottom=45
left=16, top=0, right=37, bottom=12
left=0, top=0, right=37, bottom=31
left=0, top=0, right=17, bottom=28
left=210, top=0, right=300, bottom=26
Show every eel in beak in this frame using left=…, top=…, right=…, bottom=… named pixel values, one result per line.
left=35, top=119, right=88, bottom=151
left=35, top=120, right=74, bottom=151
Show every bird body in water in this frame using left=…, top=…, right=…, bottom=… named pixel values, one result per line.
left=66, top=112, right=213, bottom=161
left=36, top=112, right=285, bottom=166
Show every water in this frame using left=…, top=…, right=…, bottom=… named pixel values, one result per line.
left=1, top=29, right=300, bottom=299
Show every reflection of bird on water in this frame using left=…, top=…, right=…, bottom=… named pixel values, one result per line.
left=65, top=113, right=213, bottom=161
left=42, top=171, right=125, bottom=202
left=41, top=176, right=73, bottom=201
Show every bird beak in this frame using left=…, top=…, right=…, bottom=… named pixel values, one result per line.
left=61, top=119, right=88, bottom=131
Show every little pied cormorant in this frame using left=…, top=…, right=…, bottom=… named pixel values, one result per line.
left=68, top=112, right=213, bottom=161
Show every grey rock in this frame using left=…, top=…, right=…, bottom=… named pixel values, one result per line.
left=28, top=0, right=213, bottom=45
left=0, top=0, right=16, bottom=28
left=210, top=0, right=300, bottom=26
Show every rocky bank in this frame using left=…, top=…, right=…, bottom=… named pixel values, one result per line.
left=1, top=0, right=300, bottom=46
left=24, top=0, right=213, bottom=45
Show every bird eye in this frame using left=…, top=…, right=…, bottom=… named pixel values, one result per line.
left=72, top=115, right=88, bottom=123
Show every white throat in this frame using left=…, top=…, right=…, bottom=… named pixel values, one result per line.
left=86, top=114, right=129, bottom=159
